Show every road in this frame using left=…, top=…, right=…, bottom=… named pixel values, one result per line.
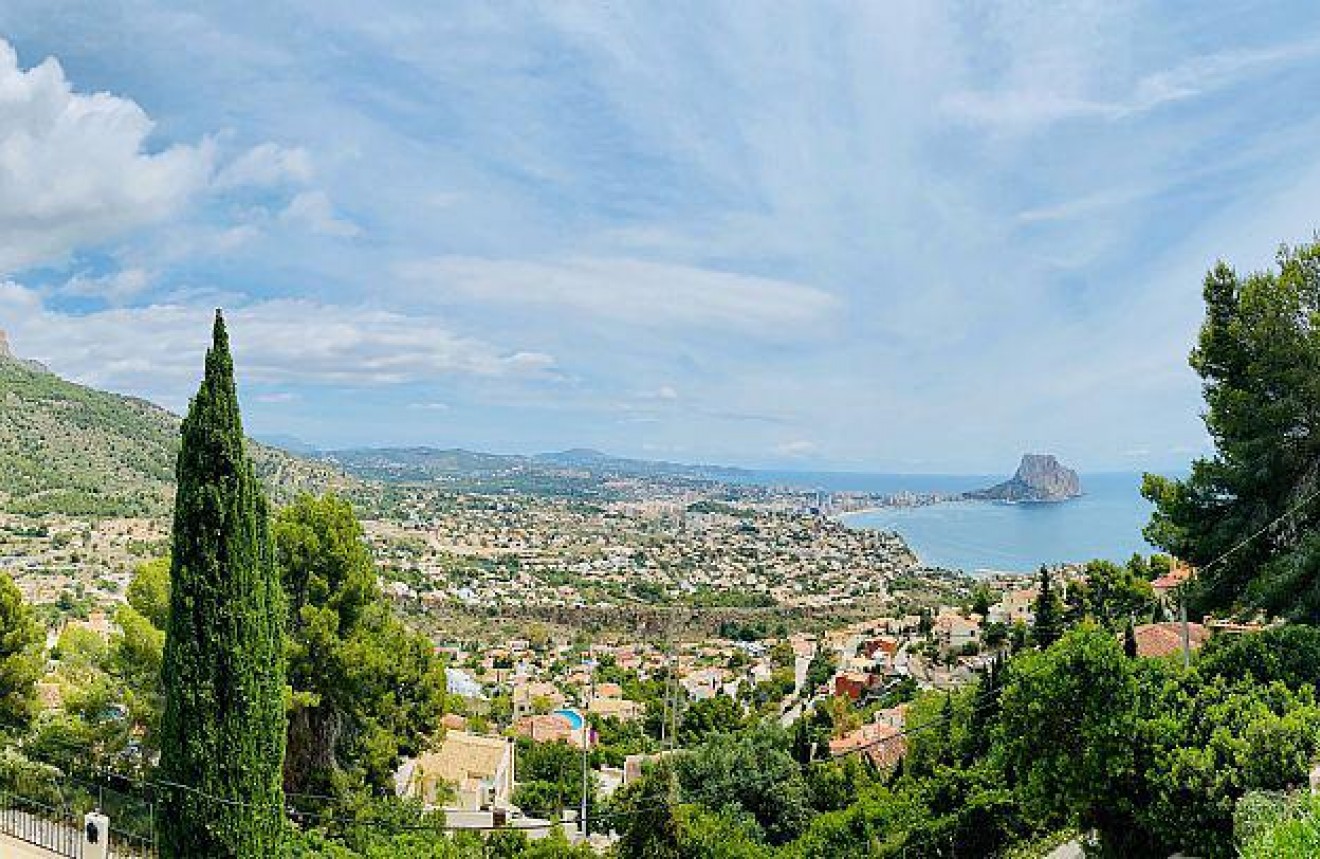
left=0, top=830, right=69, bottom=858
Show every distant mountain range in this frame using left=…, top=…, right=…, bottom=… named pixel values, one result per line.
left=320, top=445, right=750, bottom=484
left=0, top=331, right=754, bottom=514
left=8, top=332, right=1095, bottom=514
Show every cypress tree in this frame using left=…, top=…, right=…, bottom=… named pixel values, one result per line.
left=1032, top=566, right=1062, bottom=648
left=158, top=311, right=286, bottom=857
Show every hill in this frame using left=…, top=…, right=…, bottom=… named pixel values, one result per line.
left=322, top=445, right=749, bottom=495
left=0, top=343, right=355, bottom=517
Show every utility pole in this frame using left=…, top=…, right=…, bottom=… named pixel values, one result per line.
left=670, top=666, right=681, bottom=748
left=669, top=610, right=683, bottom=747
left=1179, top=589, right=1191, bottom=669
left=580, top=653, right=591, bottom=839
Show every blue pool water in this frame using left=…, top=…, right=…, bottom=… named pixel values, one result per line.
left=554, top=708, right=585, bottom=730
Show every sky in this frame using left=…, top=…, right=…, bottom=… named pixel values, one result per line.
left=1, top=2, right=1318, bottom=473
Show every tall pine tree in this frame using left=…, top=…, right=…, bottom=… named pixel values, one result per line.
left=158, top=312, right=286, bottom=857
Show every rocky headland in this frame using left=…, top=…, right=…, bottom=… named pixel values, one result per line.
left=966, top=453, right=1082, bottom=503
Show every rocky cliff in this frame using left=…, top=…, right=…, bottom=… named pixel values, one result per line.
left=967, top=454, right=1082, bottom=503
left=0, top=328, right=10, bottom=359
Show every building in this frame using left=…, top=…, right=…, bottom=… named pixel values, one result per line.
left=397, top=731, right=516, bottom=811
left=934, top=612, right=981, bottom=651
left=987, top=589, right=1036, bottom=626
left=445, top=667, right=486, bottom=700
left=1132, top=621, right=1211, bottom=659
left=861, top=636, right=899, bottom=661
left=829, top=722, right=906, bottom=770
left=587, top=696, right=642, bottom=721
left=512, top=713, right=581, bottom=746
left=1151, top=560, right=1195, bottom=603
left=512, top=680, right=566, bottom=718
left=833, top=671, right=876, bottom=701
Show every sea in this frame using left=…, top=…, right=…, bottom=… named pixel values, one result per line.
left=738, top=470, right=1159, bottom=575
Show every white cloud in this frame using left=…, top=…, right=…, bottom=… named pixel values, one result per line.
left=407, top=401, right=450, bottom=411
left=0, top=40, right=215, bottom=272
left=59, top=268, right=153, bottom=303
left=0, top=282, right=555, bottom=404
left=398, top=256, right=838, bottom=335
left=946, top=35, right=1320, bottom=130
left=280, top=191, right=361, bottom=237
left=213, top=142, right=313, bottom=188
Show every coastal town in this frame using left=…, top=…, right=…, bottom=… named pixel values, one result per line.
left=1, top=471, right=1217, bottom=846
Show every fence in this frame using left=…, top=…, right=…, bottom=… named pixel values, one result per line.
left=0, top=782, right=157, bottom=859
left=0, top=789, right=84, bottom=857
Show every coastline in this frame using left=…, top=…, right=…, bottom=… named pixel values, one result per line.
left=839, top=473, right=1154, bottom=573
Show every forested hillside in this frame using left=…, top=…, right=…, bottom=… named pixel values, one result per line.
left=0, top=350, right=354, bottom=516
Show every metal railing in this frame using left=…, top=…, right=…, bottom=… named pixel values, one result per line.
left=0, top=789, right=84, bottom=858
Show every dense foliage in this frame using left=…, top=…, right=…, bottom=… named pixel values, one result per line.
left=277, top=493, right=447, bottom=808
left=1144, top=240, right=1320, bottom=620
left=606, top=621, right=1320, bottom=858
left=158, top=313, right=288, bottom=857
left=0, top=571, right=42, bottom=734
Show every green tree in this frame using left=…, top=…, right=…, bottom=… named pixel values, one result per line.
left=158, top=312, right=287, bottom=858
left=996, top=624, right=1146, bottom=854
left=1031, top=567, right=1062, bottom=647
left=0, top=571, right=42, bottom=735
left=1144, top=242, right=1320, bottom=620
left=674, top=723, right=811, bottom=845
left=969, top=583, right=994, bottom=618
left=680, top=695, right=746, bottom=743
left=614, top=758, right=682, bottom=859
left=276, top=493, right=447, bottom=803
left=1123, top=618, right=1138, bottom=659
left=512, top=738, right=597, bottom=822
left=803, top=648, right=836, bottom=694
left=1080, top=559, right=1158, bottom=629
left=126, top=556, right=171, bottom=629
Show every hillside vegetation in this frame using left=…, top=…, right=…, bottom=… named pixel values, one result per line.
left=0, top=353, right=354, bottom=517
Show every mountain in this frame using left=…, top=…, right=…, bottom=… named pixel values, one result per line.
left=966, top=453, right=1082, bottom=503
left=0, top=336, right=355, bottom=517
left=323, top=447, right=530, bottom=481
left=533, top=448, right=749, bottom=480
left=322, top=446, right=749, bottom=488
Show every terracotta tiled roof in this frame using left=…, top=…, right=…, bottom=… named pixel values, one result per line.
left=1133, top=622, right=1210, bottom=658
left=829, top=723, right=906, bottom=769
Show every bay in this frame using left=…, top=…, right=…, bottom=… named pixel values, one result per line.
left=741, top=470, right=1159, bottom=574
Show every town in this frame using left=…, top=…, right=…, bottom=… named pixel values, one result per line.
left=3, top=474, right=1216, bottom=849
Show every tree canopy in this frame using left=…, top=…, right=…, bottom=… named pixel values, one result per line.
left=276, top=492, right=447, bottom=807
left=1144, top=240, right=1320, bottom=620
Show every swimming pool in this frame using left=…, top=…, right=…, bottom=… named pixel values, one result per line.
left=553, top=708, right=584, bottom=730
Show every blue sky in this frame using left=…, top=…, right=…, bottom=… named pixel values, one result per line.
left=1, top=2, right=1318, bottom=472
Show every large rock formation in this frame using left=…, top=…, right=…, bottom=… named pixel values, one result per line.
left=0, top=328, right=10, bottom=359
left=967, top=454, right=1082, bottom=503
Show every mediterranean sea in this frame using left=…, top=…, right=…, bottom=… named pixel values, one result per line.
left=742, top=470, right=1160, bottom=574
